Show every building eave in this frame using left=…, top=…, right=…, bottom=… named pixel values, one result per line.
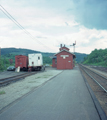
left=54, top=49, right=76, bottom=58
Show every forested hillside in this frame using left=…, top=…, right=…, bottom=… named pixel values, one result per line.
left=0, top=48, right=54, bottom=71
left=74, top=52, right=87, bottom=63
left=1, top=48, right=54, bottom=56
left=0, top=48, right=87, bottom=71
left=83, top=48, right=107, bottom=67
left=1, top=48, right=87, bottom=63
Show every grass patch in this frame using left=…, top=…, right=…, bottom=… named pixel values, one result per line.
left=43, top=75, right=52, bottom=78
left=0, top=91, right=5, bottom=95
left=35, top=76, right=41, bottom=79
left=44, top=76, right=48, bottom=78
left=28, top=81, right=37, bottom=83
left=35, top=75, right=53, bottom=79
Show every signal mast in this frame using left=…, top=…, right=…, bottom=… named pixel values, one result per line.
left=70, top=41, right=76, bottom=54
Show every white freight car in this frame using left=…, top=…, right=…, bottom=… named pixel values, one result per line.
left=28, top=53, right=43, bottom=71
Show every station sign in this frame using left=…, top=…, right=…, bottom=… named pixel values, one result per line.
left=60, top=55, right=69, bottom=59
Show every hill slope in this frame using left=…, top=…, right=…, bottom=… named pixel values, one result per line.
left=83, top=48, right=107, bottom=67
left=74, top=52, right=88, bottom=63
left=1, top=48, right=54, bottom=57
left=1, top=48, right=87, bottom=63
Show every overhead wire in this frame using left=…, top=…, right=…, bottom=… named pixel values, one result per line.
left=0, top=4, right=54, bottom=51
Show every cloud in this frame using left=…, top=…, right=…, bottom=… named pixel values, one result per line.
left=69, top=0, right=107, bottom=30
left=50, top=26, right=107, bottom=53
left=0, top=0, right=107, bottom=54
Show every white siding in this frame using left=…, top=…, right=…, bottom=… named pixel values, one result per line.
left=28, top=53, right=43, bottom=67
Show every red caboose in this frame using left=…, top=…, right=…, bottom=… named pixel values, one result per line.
left=15, top=55, right=28, bottom=70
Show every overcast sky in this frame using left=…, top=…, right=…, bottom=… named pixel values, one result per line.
left=0, top=0, right=107, bottom=54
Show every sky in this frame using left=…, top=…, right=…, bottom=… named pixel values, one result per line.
left=0, top=0, right=107, bottom=54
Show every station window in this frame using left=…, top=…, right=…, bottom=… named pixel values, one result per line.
left=38, top=57, right=40, bottom=60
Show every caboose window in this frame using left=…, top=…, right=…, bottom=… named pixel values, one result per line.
left=38, top=57, right=40, bottom=60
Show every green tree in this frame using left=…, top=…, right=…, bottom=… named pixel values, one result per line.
left=43, top=56, right=52, bottom=64
left=0, top=58, right=4, bottom=71
left=83, top=48, right=107, bottom=67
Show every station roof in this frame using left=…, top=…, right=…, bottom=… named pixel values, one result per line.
left=54, top=49, right=76, bottom=58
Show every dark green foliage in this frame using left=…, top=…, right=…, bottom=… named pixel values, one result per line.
left=74, top=52, right=88, bottom=63
left=0, top=55, right=16, bottom=71
left=1, top=48, right=54, bottom=56
left=1, top=48, right=41, bottom=55
left=0, top=58, right=4, bottom=71
left=43, top=56, right=52, bottom=64
left=83, top=48, right=107, bottom=67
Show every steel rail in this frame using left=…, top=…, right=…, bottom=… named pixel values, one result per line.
left=0, top=72, right=37, bottom=86
left=79, top=65, right=107, bottom=93
left=80, top=64, right=107, bottom=80
left=0, top=73, right=29, bottom=81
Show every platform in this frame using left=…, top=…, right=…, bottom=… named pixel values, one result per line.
left=0, top=66, right=105, bottom=120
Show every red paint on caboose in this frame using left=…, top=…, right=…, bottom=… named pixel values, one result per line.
left=15, top=55, right=28, bottom=70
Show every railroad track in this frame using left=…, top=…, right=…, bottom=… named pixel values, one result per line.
left=79, top=64, right=107, bottom=93
left=0, top=72, right=37, bottom=87
left=84, top=65, right=107, bottom=73
left=79, top=64, right=107, bottom=116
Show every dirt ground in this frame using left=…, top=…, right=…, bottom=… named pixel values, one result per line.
left=0, top=68, right=63, bottom=111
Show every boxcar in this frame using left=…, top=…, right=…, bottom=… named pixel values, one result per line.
left=28, top=53, right=43, bottom=71
left=15, top=55, right=28, bottom=70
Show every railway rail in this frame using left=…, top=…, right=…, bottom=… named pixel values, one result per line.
left=0, top=72, right=37, bottom=87
left=79, top=64, right=107, bottom=93
left=79, top=64, right=107, bottom=116
left=84, top=65, right=107, bottom=73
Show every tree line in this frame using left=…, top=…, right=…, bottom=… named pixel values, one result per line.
left=0, top=54, right=52, bottom=71
left=83, top=48, right=107, bottom=67
left=0, top=57, right=11, bottom=71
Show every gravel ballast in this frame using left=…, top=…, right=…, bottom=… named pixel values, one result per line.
left=0, top=69, right=62, bottom=111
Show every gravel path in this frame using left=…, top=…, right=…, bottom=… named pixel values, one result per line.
left=0, top=68, right=62, bottom=111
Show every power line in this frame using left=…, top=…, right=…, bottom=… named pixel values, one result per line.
left=0, top=7, right=24, bottom=31
left=0, top=4, right=53, bottom=51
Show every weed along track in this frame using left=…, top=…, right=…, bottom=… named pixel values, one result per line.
left=79, top=64, right=107, bottom=116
